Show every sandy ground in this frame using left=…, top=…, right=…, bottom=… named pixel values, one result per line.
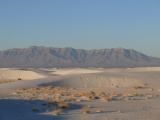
left=126, top=67, right=160, bottom=72
left=0, top=67, right=160, bottom=120
left=0, top=68, right=45, bottom=81
left=52, top=68, right=103, bottom=75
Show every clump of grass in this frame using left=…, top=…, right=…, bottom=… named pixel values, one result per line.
left=100, top=95, right=112, bottom=102
left=57, top=101, right=69, bottom=109
left=122, top=91, right=134, bottom=97
left=145, top=94, right=153, bottom=99
left=94, top=108, right=103, bottom=113
left=17, top=78, right=22, bottom=80
left=81, top=106, right=90, bottom=114
left=32, top=107, right=39, bottom=112
left=133, top=86, right=147, bottom=89
left=52, top=108, right=63, bottom=116
left=88, top=95, right=96, bottom=101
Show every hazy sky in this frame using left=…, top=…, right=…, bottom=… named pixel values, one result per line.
left=0, top=0, right=160, bottom=57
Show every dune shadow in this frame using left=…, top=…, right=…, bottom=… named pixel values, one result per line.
left=0, top=98, right=67, bottom=120
left=39, top=78, right=72, bottom=88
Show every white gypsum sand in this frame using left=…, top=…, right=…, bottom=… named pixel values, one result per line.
left=1, top=67, right=160, bottom=120
left=52, top=68, right=103, bottom=75
left=126, top=67, right=160, bottom=72
left=0, top=69, right=45, bottom=80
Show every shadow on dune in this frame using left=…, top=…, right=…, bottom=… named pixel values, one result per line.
left=0, top=99, right=67, bottom=120
left=39, top=78, right=71, bottom=88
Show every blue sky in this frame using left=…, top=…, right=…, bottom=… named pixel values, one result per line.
left=0, top=0, right=160, bottom=57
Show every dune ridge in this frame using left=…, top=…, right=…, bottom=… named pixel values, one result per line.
left=0, top=69, right=45, bottom=81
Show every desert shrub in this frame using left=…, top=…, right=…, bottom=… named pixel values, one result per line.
left=57, top=101, right=69, bottom=109
left=81, top=106, right=90, bottom=114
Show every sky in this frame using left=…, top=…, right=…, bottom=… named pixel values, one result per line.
left=0, top=0, right=160, bottom=57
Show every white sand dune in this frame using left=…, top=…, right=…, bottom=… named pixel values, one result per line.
left=1, top=67, right=160, bottom=120
left=52, top=68, right=103, bottom=75
left=126, top=67, right=160, bottom=72
left=0, top=69, right=45, bottom=80
left=52, top=74, right=144, bottom=90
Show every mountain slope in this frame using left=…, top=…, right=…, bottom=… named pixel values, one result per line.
left=0, top=46, right=160, bottom=68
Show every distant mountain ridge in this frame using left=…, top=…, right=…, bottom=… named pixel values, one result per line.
left=0, top=46, right=160, bottom=68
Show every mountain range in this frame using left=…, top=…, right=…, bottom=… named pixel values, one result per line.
left=0, top=46, right=160, bottom=68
